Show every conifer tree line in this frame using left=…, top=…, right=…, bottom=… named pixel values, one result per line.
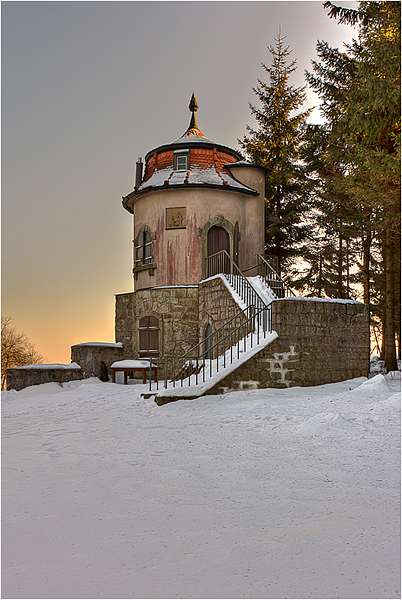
left=240, top=1, right=400, bottom=372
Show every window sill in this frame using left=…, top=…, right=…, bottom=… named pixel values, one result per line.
left=133, top=262, right=157, bottom=279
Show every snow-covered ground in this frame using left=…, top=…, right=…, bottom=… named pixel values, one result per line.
left=2, top=375, right=400, bottom=599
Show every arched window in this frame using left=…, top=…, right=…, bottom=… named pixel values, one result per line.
left=139, top=316, right=159, bottom=358
left=135, top=230, right=153, bottom=266
left=204, top=323, right=213, bottom=360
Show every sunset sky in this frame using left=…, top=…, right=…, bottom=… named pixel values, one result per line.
left=2, top=1, right=358, bottom=364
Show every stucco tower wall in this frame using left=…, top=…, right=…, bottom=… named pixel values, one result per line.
left=227, top=164, right=266, bottom=272
left=133, top=187, right=264, bottom=290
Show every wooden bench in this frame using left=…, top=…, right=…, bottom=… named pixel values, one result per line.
left=111, top=360, right=157, bottom=385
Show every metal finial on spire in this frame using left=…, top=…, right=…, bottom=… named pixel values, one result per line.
left=189, top=93, right=199, bottom=113
left=188, top=93, right=199, bottom=131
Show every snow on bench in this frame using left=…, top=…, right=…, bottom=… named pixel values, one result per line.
left=111, top=360, right=158, bottom=385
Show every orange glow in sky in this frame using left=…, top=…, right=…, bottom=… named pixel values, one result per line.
left=2, top=1, right=358, bottom=364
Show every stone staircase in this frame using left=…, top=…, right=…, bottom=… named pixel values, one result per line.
left=148, top=253, right=285, bottom=403
left=145, top=254, right=369, bottom=403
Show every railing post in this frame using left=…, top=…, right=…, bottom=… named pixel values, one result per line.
left=149, top=358, right=152, bottom=392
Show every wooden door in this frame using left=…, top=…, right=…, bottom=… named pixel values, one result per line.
left=207, top=226, right=230, bottom=257
left=139, top=316, right=159, bottom=358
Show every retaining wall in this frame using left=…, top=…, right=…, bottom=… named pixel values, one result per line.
left=199, top=276, right=245, bottom=334
left=6, top=364, right=83, bottom=392
left=207, top=298, right=370, bottom=394
left=198, top=276, right=248, bottom=358
left=115, top=292, right=136, bottom=357
left=70, top=342, right=124, bottom=380
left=115, top=287, right=199, bottom=358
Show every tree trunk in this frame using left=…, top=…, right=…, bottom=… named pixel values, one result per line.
left=346, top=238, right=350, bottom=299
left=337, top=228, right=343, bottom=298
left=383, top=223, right=397, bottom=372
left=362, top=221, right=371, bottom=306
left=318, top=254, right=323, bottom=298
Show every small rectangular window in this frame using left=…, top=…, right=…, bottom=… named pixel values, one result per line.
left=174, top=152, right=189, bottom=171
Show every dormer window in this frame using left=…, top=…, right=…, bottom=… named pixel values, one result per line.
left=174, top=149, right=189, bottom=171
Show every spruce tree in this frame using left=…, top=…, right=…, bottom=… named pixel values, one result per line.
left=336, top=1, right=401, bottom=371
left=239, top=31, right=312, bottom=275
left=294, top=121, right=363, bottom=300
left=305, top=1, right=401, bottom=370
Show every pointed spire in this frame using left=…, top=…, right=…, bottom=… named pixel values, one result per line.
left=176, top=94, right=207, bottom=140
left=189, top=93, right=199, bottom=113
left=188, top=93, right=200, bottom=131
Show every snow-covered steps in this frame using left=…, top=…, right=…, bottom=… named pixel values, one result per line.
left=200, top=273, right=275, bottom=312
left=247, top=275, right=277, bottom=305
left=152, top=329, right=278, bottom=405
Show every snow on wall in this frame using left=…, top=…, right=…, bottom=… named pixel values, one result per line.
left=6, top=364, right=83, bottom=392
left=8, top=363, right=81, bottom=370
left=71, top=342, right=123, bottom=348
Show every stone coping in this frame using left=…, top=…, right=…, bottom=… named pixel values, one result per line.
left=7, top=363, right=81, bottom=371
left=279, top=297, right=363, bottom=305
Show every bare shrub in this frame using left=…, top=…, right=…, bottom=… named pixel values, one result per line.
left=1, top=317, right=45, bottom=390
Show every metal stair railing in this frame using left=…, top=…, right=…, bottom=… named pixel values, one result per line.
left=205, top=250, right=268, bottom=311
left=257, top=254, right=295, bottom=298
left=145, top=302, right=272, bottom=392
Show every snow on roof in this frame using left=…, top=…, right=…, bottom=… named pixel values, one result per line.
left=139, top=165, right=256, bottom=194
left=9, top=363, right=81, bottom=370
left=171, top=130, right=212, bottom=144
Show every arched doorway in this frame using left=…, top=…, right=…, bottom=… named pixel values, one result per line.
left=139, top=316, right=159, bottom=358
left=207, top=226, right=230, bottom=257
left=207, top=226, right=230, bottom=277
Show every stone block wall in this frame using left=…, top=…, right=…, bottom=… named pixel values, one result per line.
left=134, top=287, right=199, bottom=357
left=6, top=364, right=83, bottom=392
left=198, top=276, right=247, bottom=356
left=115, top=292, right=136, bottom=357
left=115, top=286, right=199, bottom=360
left=208, top=298, right=370, bottom=394
left=71, top=343, right=124, bottom=380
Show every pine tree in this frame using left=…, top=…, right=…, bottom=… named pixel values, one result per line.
left=239, top=31, right=312, bottom=275
left=305, top=1, right=401, bottom=370
left=338, top=1, right=401, bottom=371
left=294, top=121, right=364, bottom=300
